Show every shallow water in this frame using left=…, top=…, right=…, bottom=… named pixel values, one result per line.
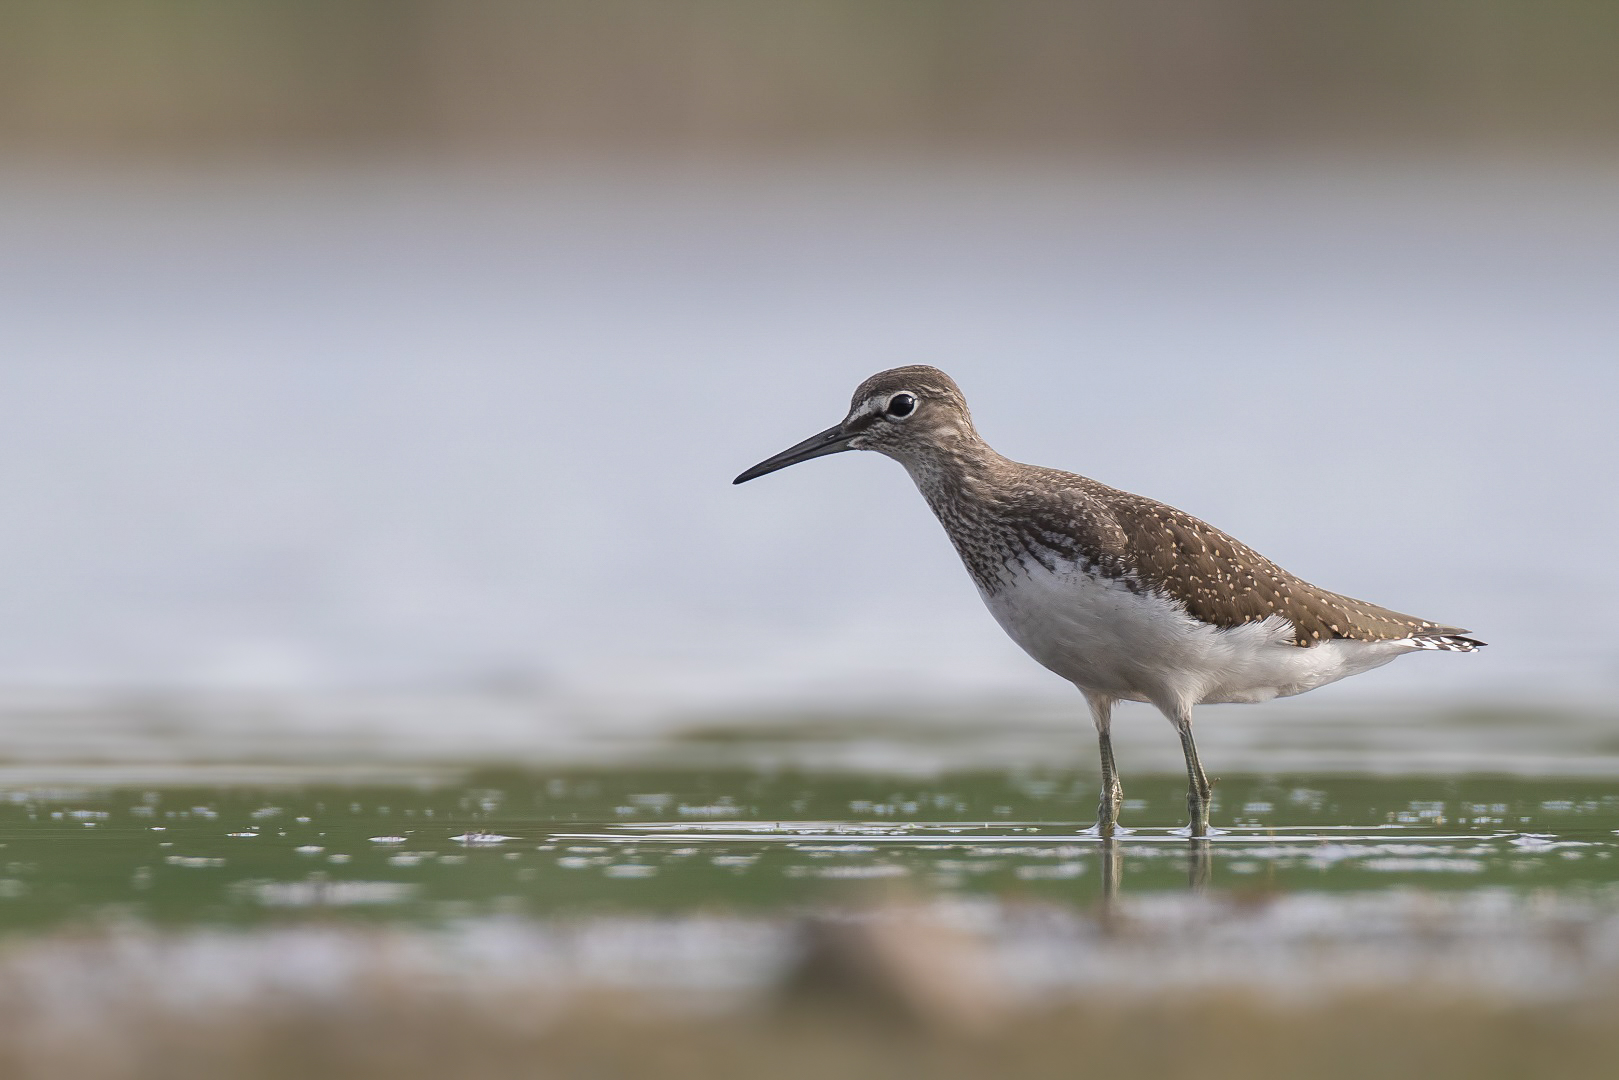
left=1, top=768, right=1612, bottom=932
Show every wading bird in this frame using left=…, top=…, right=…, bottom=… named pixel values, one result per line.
left=734, top=367, right=1482, bottom=836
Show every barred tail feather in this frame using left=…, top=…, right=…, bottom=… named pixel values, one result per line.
left=1404, top=634, right=1486, bottom=652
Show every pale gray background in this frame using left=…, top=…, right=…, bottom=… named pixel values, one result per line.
left=2, top=162, right=1613, bottom=727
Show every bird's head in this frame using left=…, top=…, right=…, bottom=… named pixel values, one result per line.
left=732, top=366, right=976, bottom=484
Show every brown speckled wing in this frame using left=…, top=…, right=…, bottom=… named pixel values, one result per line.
left=1101, top=491, right=1466, bottom=646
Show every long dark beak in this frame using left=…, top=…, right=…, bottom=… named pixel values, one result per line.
left=733, top=423, right=855, bottom=484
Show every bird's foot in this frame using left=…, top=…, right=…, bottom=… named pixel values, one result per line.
left=1093, top=783, right=1124, bottom=836
left=1080, top=821, right=1133, bottom=838
left=1185, top=795, right=1211, bottom=837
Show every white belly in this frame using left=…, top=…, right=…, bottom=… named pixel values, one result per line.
left=979, top=560, right=1408, bottom=706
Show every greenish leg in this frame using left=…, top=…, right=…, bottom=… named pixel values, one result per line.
left=1086, top=694, right=1123, bottom=835
left=1171, top=706, right=1213, bottom=837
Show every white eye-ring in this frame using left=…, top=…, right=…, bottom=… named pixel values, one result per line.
left=885, top=392, right=917, bottom=419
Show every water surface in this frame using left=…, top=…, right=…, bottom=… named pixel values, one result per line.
left=1, top=768, right=1611, bottom=933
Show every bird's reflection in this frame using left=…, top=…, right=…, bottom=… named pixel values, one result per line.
left=1187, top=837, right=1211, bottom=892
left=1095, top=836, right=1213, bottom=928
left=1097, top=837, right=1123, bottom=929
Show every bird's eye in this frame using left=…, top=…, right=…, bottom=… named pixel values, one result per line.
left=886, top=393, right=917, bottom=418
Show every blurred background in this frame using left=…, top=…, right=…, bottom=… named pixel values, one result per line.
left=1, top=0, right=1615, bottom=762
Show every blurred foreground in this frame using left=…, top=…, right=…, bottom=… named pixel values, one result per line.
left=6, top=975, right=1616, bottom=1080
left=2, top=924, right=1616, bottom=1080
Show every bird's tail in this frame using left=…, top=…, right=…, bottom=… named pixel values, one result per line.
left=1404, top=634, right=1486, bottom=652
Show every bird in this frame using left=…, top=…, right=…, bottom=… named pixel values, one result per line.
left=733, top=366, right=1483, bottom=837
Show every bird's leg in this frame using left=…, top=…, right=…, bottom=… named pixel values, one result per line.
left=1086, top=694, right=1122, bottom=835
left=1168, top=703, right=1213, bottom=837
